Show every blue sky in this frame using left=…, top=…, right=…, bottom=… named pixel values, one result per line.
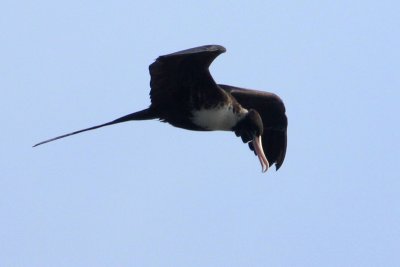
left=1, top=0, right=399, bottom=266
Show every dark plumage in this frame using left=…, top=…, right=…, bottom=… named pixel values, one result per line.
left=34, top=45, right=288, bottom=172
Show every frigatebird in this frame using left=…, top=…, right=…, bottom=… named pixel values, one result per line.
left=34, top=45, right=287, bottom=172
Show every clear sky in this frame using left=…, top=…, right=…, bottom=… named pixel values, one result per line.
left=2, top=0, right=399, bottom=266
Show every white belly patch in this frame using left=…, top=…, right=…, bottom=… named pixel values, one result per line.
left=192, top=105, right=246, bottom=131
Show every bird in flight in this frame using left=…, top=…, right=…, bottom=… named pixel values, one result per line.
left=34, top=45, right=287, bottom=172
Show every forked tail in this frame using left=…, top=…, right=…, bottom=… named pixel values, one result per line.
left=33, top=108, right=156, bottom=147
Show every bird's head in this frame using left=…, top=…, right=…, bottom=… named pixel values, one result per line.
left=233, top=109, right=269, bottom=172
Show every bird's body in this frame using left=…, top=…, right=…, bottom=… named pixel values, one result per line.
left=34, top=45, right=288, bottom=172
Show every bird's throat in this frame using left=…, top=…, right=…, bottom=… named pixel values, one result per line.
left=192, top=105, right=247, bottom=131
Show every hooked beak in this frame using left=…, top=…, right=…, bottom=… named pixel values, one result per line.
left=252, top=135, right=269, bottom=173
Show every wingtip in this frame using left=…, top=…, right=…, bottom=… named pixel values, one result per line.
left=32, top=141, right=46, bottom=148
left=207, top=44, right=226, bottom=53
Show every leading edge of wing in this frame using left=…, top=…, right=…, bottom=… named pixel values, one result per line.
left=218, top=84, right=286, bottom=114
left=159, top=45, right=226, bottom=58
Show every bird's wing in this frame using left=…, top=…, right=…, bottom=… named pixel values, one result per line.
left=219, top=84, right=288, bottom=170
left=149, top=45, right=227, bottom=117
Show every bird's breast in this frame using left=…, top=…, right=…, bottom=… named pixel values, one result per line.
left=191, top=105, right=247, bottom=131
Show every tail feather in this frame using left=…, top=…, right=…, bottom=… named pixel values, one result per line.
left=33, top=108, right=157, bottom=147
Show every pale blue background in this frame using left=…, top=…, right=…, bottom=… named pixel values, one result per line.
left=1, top=0, right=399, bottom=266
